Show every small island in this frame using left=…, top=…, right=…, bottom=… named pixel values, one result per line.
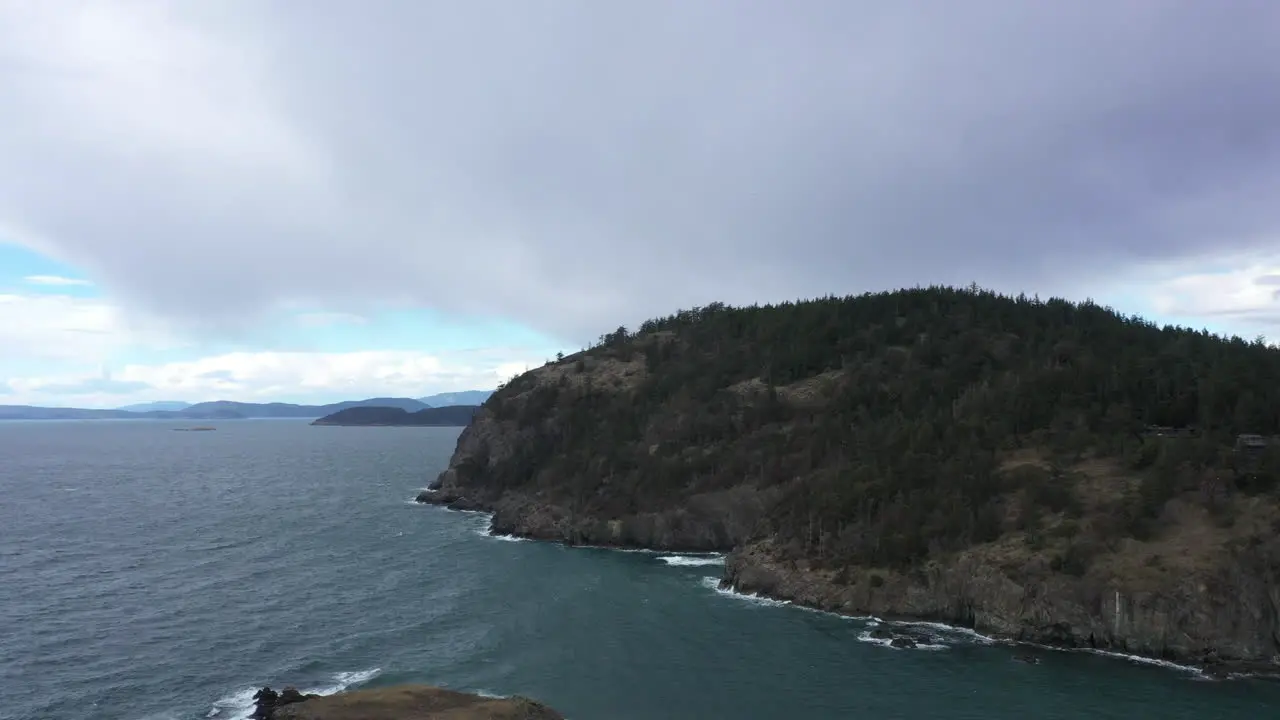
left=311, top=405, right=481, bottom=427
left=252, top=684, right=564, bottom=719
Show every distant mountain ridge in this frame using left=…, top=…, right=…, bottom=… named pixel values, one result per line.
left=117, top=401, right=193, bottom=412
left=416, top=390, right=492, bottom=407
left=0, top=397, right=431, bottom=421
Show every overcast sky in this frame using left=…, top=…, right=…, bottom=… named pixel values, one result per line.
left=2, top=1, right=1280, bottom=407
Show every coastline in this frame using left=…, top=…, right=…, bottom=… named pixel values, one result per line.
left=414, top=489, right=1279, bottom=681
left=312, top=422, right=472, bottom=427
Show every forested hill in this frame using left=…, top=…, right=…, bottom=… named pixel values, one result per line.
left=429, top=286, right=1280, bottom=669
left=312, top=405, right=480, bottom=427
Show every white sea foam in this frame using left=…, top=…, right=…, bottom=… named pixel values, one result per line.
left=471, top=688, right=508, bottom=699
left=206, top=668, right=382, bottom=720
left=890, top=619, right=998, bottom=645
left=206, top=687, right=256, bottom=719
left=656, top=554, right=726, bottom=566
left=855, top=628, right=948, bottom=651
left=699, top=575, right=793, bottom=607
left=1085, top=648, right=1205, bottom=677
left=486, top=532, right=531, bottom=542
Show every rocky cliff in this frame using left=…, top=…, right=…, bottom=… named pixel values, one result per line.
left=420, top=287, right=1280, bottom=674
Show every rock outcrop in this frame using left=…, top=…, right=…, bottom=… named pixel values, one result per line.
left=260, top=685, right=564, bottom=720
left=419, top=405, right=774, bottom=552
left=722, top=536, right=1280, bottom=675
left=251, top=686, right=321, bottom=718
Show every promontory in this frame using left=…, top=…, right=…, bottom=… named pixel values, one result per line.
left=251, top=684, right=564, bottom=719
left=420, top=286, right=1280, bottom=676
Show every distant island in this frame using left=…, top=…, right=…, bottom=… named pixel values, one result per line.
left=0, top=392, right=491, bottom=421
left=416, top=390, right=492, bottom=407
left=311, top=405, right=481, bottom=427
left=117, top=401, right=195, bottom=412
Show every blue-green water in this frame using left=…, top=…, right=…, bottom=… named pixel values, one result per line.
left=2, top=420, right=1278, bottom=720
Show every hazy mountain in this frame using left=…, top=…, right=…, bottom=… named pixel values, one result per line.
left=0, top=405, right=234, bottom=421
left=182, top=397, right=429, bottom=418
left=416, top=390, right=492, bottom=407
left=0, top=397, right=429, bottom=421
left=117, top=401, right=193, bottom=412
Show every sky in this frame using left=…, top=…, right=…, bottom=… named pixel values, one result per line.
left=1, top=1, right=1279, bottom=408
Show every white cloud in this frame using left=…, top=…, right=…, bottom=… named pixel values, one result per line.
left=23, top=274, right=93, bottom=286
left=0, top=288, right=563, bottom=407
left=0, top=292, right=180, bottom=362
left=5, top=348, right=539, bottom=408
left=296, top=311, right=366, bottom=328
left=1145, top=254, right=1280, bottom=325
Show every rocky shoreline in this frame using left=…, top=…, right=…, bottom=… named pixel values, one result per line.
left=248, top=683, right=564, bottom=719
left=415, top=489, right=1280, bottom=680
left=720, top=542, right=1280, bottom=680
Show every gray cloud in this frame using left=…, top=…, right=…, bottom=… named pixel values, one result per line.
left=2, top=1, right=1279, bottom=343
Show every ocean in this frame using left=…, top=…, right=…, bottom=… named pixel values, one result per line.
left=2, top=420, right=1277, bottom=720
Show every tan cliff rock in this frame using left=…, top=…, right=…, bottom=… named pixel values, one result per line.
left=266, top=685, right=565, bottom=720
left=723, top=532, right=1280, bottom=676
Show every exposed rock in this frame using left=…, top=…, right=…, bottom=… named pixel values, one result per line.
left=251, top=686, right=319, bottom=719
left=425, top=405, right=773, bottom=551
left=722, top=539, right=1280, bottom=676
left=266, top=685, right=565, bottom=720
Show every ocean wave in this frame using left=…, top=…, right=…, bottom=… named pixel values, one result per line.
left=855, top=628, right=948, bottom=651
left=484, top=532, right=531, bottom=542
left=889, top=619, right=998, bottom=645
left=1086, top=648, right=1204, bottom=677
left=470, top=688, right=509, bottom=699
left=656, top=554, right=725, bottom=567
left=698, top=576, right=793, bottom=608
left=205, top=667, right=381, bottom=720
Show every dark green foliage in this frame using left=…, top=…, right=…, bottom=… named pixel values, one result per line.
left=1053, top=539, right=1100, bottom=577
left=476, top=286, right=1280, bottom=568
left=312, top=404, right=480, bottom=426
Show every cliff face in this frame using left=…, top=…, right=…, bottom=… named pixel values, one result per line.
left=429, top=398, right=773, bottom=551
left=725, top=529, right=1280, bottom=674
left=422, top=288, right=1280, bottom=672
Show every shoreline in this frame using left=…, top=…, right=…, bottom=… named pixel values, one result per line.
left=312, top=423, right=471, bottom=428
left=412, top=490, right=1279, bottom=681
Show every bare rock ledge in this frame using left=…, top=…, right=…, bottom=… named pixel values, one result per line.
left=260, top=685, right=565, bottom=720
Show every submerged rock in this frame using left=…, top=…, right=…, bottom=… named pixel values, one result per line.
left=264, top=684, right=565, bottom=720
